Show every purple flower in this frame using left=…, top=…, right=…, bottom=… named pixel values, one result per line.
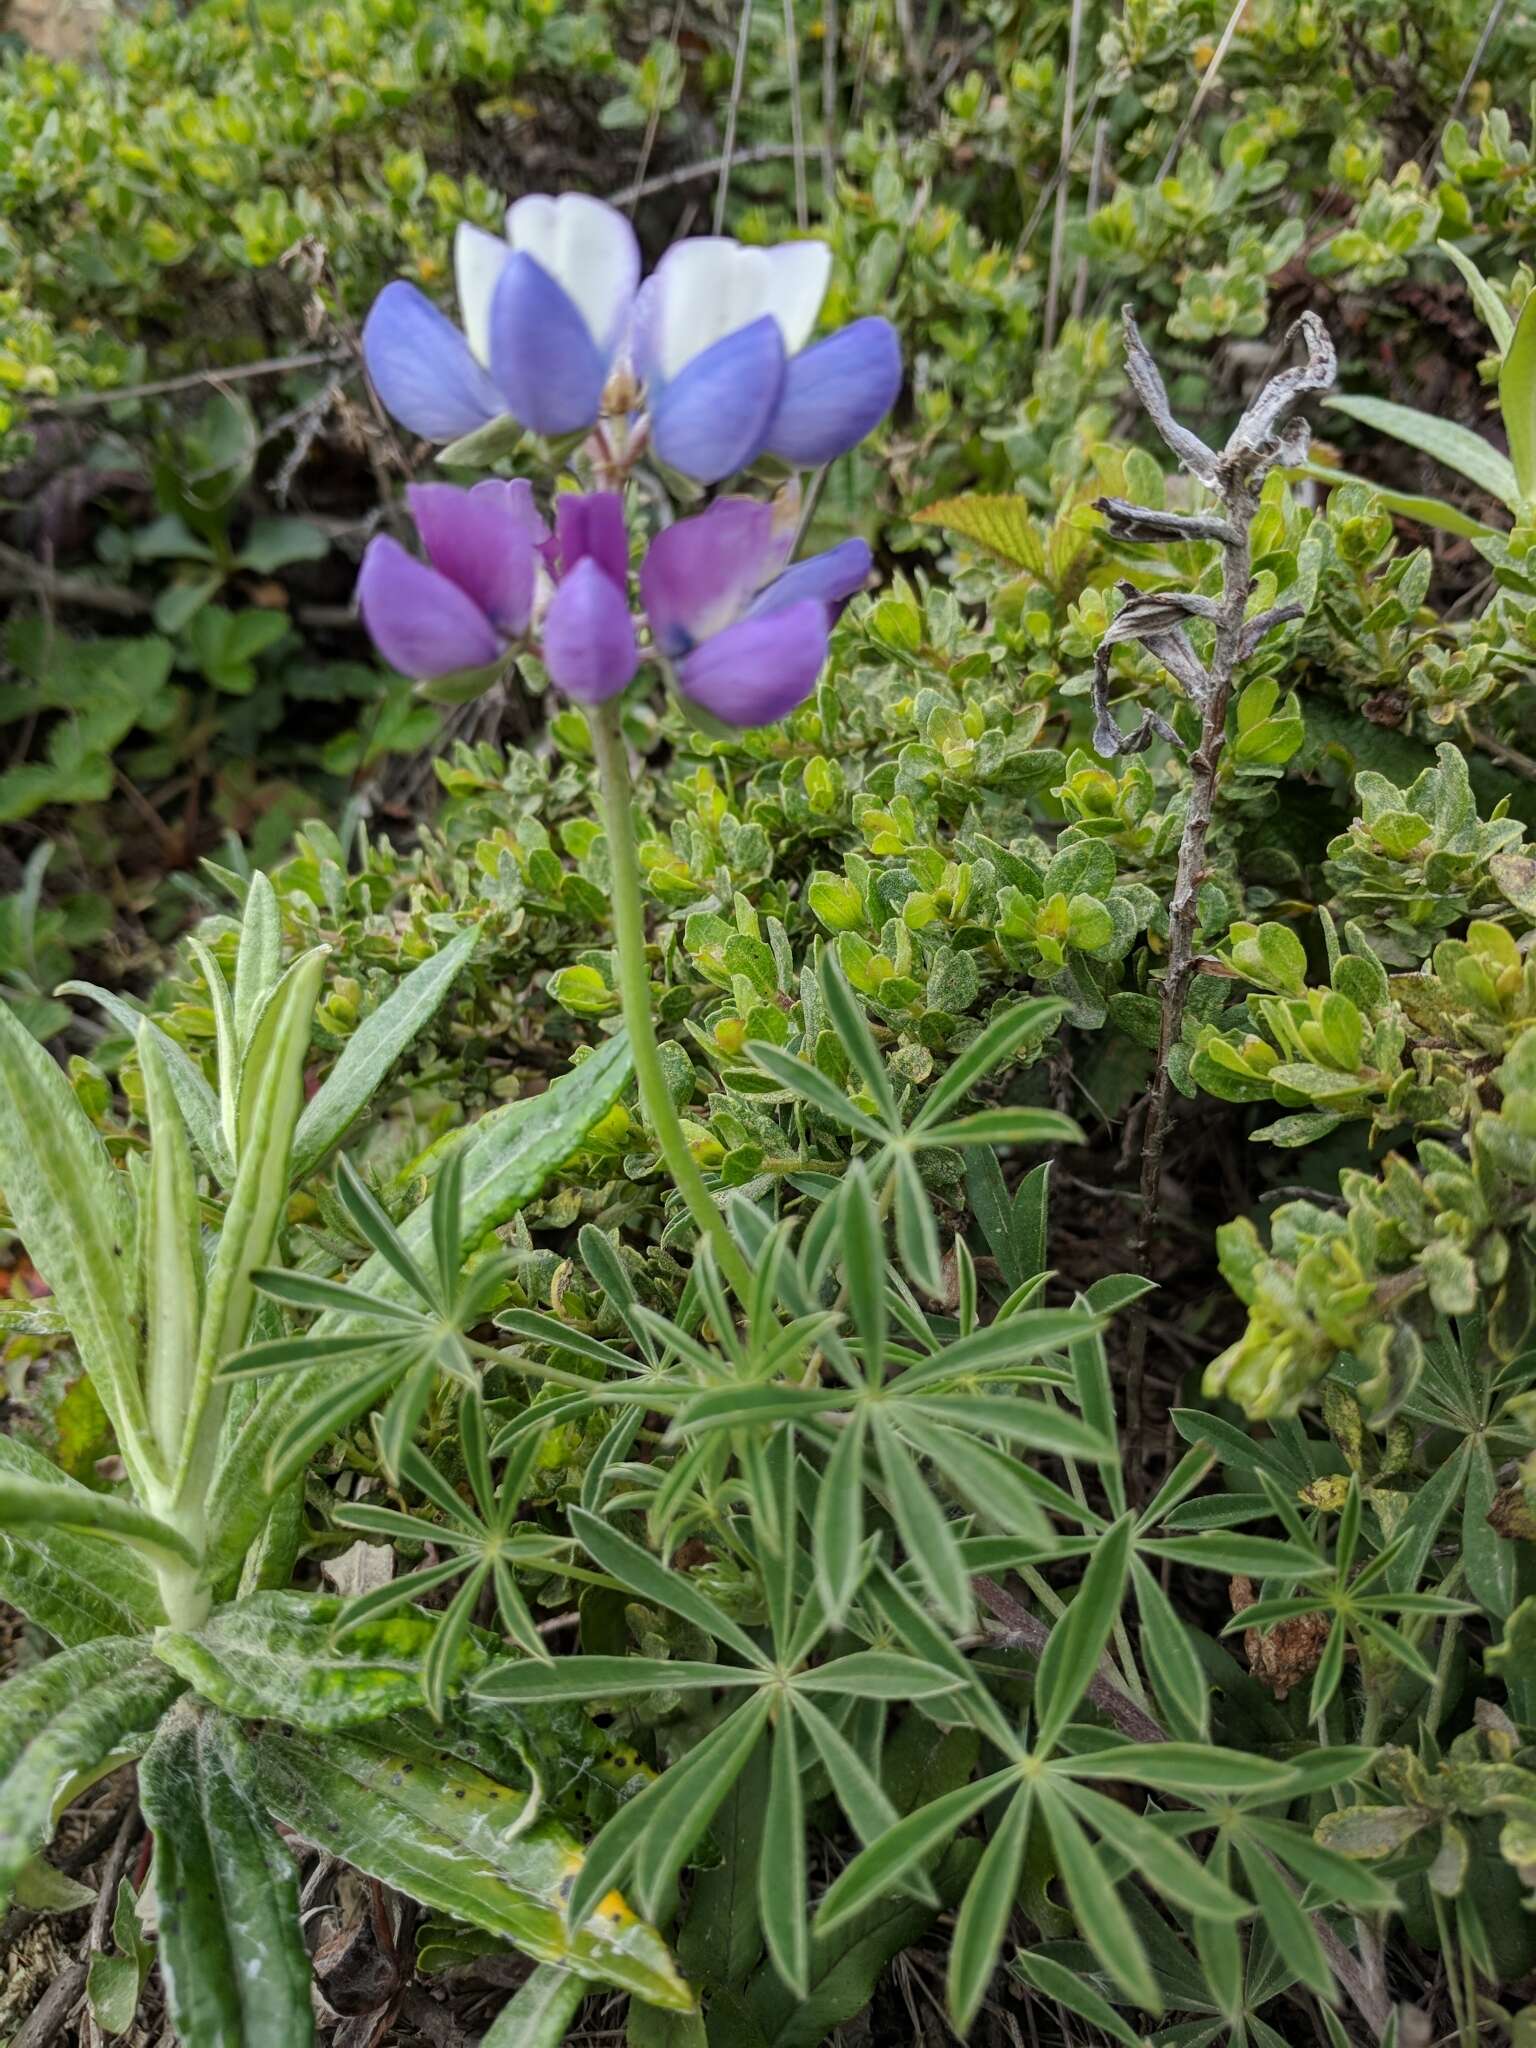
left=540, top=492, right=638, bottom=705
left=363, top=194, right=641, bottom=444
left=640, top=497, right=871, bottom=726
left=362, top=194, right=903, bottom=483
left=634, top=239, right=902, bottom=483
left=356, top=480, right=544, bottom=681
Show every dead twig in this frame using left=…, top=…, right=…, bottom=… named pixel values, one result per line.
left=1094, top=309, right=1336, bottom=1494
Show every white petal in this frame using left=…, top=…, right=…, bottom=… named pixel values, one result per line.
left=455, top=222, right=511, bottom=367
left=646, top=238, right=768, bottom=382
left=648, top=237, right=835, bottom=383
left=762, top=241, right=832, bottom=355
left=505, top=192, right=640, bottom=358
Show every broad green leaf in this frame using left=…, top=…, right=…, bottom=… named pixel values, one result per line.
left=1132, top=1556, right=1207, bottom=1742
left=915, top=1108, right=1082, bottom=1148
left=154, top=1590, right=471, bottom=1730
left=948, top=1786, right=1032, bottom=2032
left=139, top=1701, right=312, bottom=2048
left=293, top=926, right=479, bottom=1175
left=1055, top=1780, right=1245, bottom=1918
left=1235, top=1837, right=1336, bottom=2003
left=0, top=1001, right=151, bottom=1483
left=1500, top=289, right=1536, bottom=505
left=482, top=1966, right=587, bottom=2047
left=0, top=1436, right=162, bottom=1642
left=604, top=1694, right=775, bottom=1927
left=1323, top=395, right=1520, bottom=511
left=794, top=1652, right=965, bottom=1700
left=1290, top=463, right=1501, bottom=541
left=918, top=1428, right=1053, bottom=1545
left=760, top=1711, right=808, bottom=1995
left=204, top=1032, right=634, bottom=1582
left=85, top=1876, right=153, bottom=2034
left=1063, top=1743, right=1294, bottom=1794
left=1034, top=1513, right=1134, bottom=1751
left=56, top=983, right=230, bottom=1180
left=248, top=1719, right=694, bottom=2011
left=0, top=1639, right=184, bottom=1905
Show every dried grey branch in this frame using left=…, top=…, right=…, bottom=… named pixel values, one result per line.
left=1238, top=602, right=1306, bottom=659
left=1095, top=495, right=1237, bottom=545
left=1224, top=311, right=1337, bottom=468
left=1104, top=304, right=1336, bottom=1504
left=1121, top=309, right=1221, bottom=485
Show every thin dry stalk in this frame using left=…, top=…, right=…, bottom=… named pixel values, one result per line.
left=714, top=0, right=758, bottom=233
left=1043, top=0, right=1086, bottom=350
left=781, top=0, right=810, bottom=228
left=1154, top=0, right=1250, bottom=182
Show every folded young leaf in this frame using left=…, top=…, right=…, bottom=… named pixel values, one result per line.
left=291, top=923, right=480, bottom=1177
left=0, top=1002, right=154, bottom=1491
left=139, top=1701, right=312, bottom=2048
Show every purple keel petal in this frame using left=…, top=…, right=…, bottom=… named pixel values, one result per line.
left=676, top=600, right=828, bottom=727
left=640, top=498, right=777, bottom=658
left=648, top=316, right=785, bottom=485
left=554, top=491, right=628, bottom=591
left=541, top=557, right=638, bottom=704
left=762, top=317, right=902, bottom=467
left=747, top=537, right=873, bottom=622
left=488, top=252, right=608, bottom=438
left=361, top=281, right=507, bottom=444
left=357, top=536, right=502, bottom=680
left=407, top=482, right=539, bottom=637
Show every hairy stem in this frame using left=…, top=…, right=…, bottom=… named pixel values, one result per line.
left=590, top=699, right=755, bottom=1302
left=1123, top=489, right=1255, bottom=1495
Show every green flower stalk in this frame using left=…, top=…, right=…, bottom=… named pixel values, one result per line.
left=590, top=698, right=755, bottom=1301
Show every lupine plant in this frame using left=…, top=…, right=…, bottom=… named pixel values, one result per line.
left=4, top=135, right=1536, bottom=2048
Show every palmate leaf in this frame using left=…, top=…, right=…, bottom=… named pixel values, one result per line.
left=1033, top=1513, right=1135, bottom=1751
left=247, top=1717, right=695, bottom=2012
left=138, top=1701, right=312, bottom=2048
left=947, top=1785, right=1033, bottom=2032
left=203, top=1030, right=635, bottom=1586
left=1499, top=287, right=1536, bottom=506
